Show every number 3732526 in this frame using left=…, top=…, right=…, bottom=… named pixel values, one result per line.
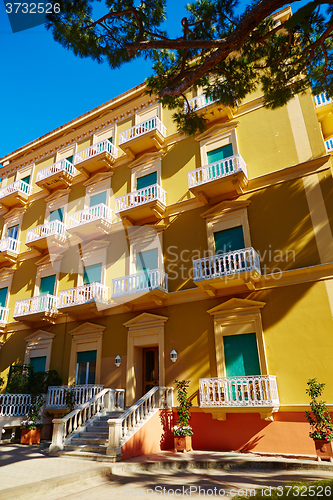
left=5, top=3, right=60, bottom=14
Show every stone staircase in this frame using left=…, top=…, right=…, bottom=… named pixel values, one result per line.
left=58, top=410, right=124, bottom=461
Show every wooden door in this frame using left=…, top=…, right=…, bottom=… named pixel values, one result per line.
left=143, top=347, right=159, bottom=394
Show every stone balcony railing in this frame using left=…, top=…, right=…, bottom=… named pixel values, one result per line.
left=0, top=307, right=9, bottom=325
left=115, top=184, right=166, bottom=213
left=36, top=159, right=78, bottom=183
left=0, top=394, right=32, bottom=417
left=119, top=117, right=166, bottom=144
left=14, top=294, right=58, bottom=318
left=73, top=139, right=119, bottom=164
left=193, top=248, right=261, bottom=281
left=199, top=376, right=280, bottom=407
left=188, top=154, right=247, bottom=189
left=26, top=220, right=67, bottom=244
left=58, top=282, right=109, bottom=309
left=0, top=180, right=33, bottom=200
left=314, top=92, right=333, bottom=107
left=0, top=237, right=20, bottom=254
left=46, top=384, right=104, bottom=409
left=112, top=269, right=168, bottom=298
left=185, top=94, right=217, bottom=112
left=67, top=204, right=113, bottom=229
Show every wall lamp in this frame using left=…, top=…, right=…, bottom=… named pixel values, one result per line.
left=170, top=350, right=177, bottom=363
left=115, top=355, right=121, bottom=368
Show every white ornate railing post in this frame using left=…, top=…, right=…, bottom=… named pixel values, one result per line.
left=106, top=419, right=122, bottom=459
left=49, top=419, right=66, bottom=453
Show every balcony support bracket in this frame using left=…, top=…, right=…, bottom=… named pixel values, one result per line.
left=197, top=191, right=209, bottom=205
left=203, top=285, right=217, bottom=297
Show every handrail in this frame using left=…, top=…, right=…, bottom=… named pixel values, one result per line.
left=0, top=237, right=20, bottom=254
left=67, top=203, right=113, bottom=228
left=14, top=294, right=58, bottom=317
left=0, top=180, right=33, bottom=199
left=74, top=139, right=119, bottom=164
left=115, top=184, right=166, bottom=212
left=26, top=220, right=67, bottom=243
left=188, top=154, right=247, bottom=189
left=58, top=282, right=109, bottom=308
left=119, top=117, right=166, bottom=144
left=36, top=159, right=78, bottom=182
left=46, top=384, right=104, bottom=408
left=112, top=269, right=168, bottom=298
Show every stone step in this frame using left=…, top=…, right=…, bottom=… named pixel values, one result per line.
left=58, top=450, right=118, bottom=462
left=79, top=430, right=109, bottom=439
left=71, top=438, right=108, bottom=446
left=64, top=444, right=108, bottom=454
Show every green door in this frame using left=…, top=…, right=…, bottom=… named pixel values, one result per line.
left=0, top=287, right=8, bottom=320
left=224, top=333, right=261, bottom=377
left=40, top=275, right=56, bottom=295
left=214, top=226, right=244, bottom=254
left=136, top=248, right=158, bottom=272
left=30, top=356, right=47, bottom=373
left=83, top=263, right=102, bottom=284
left=207, top=144, right=234, bottom=178
left=136, top=172, right=157, bottom=190
left=207, top=144, right=233, bottom=164
left=89, top=191, right=107, bottom=207
left=76, top=350, right=97, bottom=385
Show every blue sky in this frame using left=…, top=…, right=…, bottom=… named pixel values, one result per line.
left=0, top=0, right=309, bottom=160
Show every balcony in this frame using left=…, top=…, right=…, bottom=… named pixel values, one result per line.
left=66, top=204, right=113, bottom=239
left=14, top=294, right=58, bottom=324
left=325, top=138, right=333, bottom=152
left=193, top=248, right=261, bottom=294
left=186, top=94, right=217, bottom=112
left=36, top=159, right=78, bottom=191
left=0, top=180, right=33, bottom=209
left=188, top=154, right=248, bottom=202
left=314, top=92, right=333, bottom=107
left=112, top=269, right=168, bottom=305
left=73, top=139, right=119, bottom=175
left=185, top=94, right=235, bottom=122
left=58, top=282, right=109, bottom=316
left=26, top=220, right=67, bottom=252
left=0, top=237, right=20, bottom=265
left=119, top=117, right=167, bottom=158
left=115, top=184, right=167, bottom=224
left=0, top=307, right=9, bottom=331
left=199, top=376, right=280, bottom=419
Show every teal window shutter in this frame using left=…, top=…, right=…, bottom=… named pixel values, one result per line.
left=136, top=248, right=158, bottom=272
left=21, top=175, right=31, bottom=185
left=89, top=191, right=107, bottom=207
left=6, top=225, right=19, bottom=239
left=207, top=144, right=233, bottom=164
left=214, top=226, right=245, bottom=254
left=65, top=155, right=73, bottom=164
left=0, top=287, right=8, bottom=308
left=40, top=275, right=56, bottom=296
left=83, top=263, right=102, bottom=284
left=107, top=137, right=113, bottom=143
left=76, top=351, right=97, bottom=384
left=49, top=208, right=64, bottom=222
left=77, top=351, right=97, bottom=363
left=136, top=172, right=158, bottom=190
left=30, top=356, right=47, bottom=373
left=224, top=333, right=261, bottom=377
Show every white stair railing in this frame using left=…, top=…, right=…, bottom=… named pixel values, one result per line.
left=0, top=237, right=20, bottom=254
left=199, top=376, right=279, bottom=407
left=0, top=180, right=33, bottom=199
left=116, top=184, right=166, bottom=213
left=0, top=394, right=32, bottom=417
left=107, top=386, right=173, bottom=458
left=193, top=247, right=261, bottom=281
left=119, top=117, right=166, bottom=144
left=36, top=159, right=78, bottom=182
left=112, top=269, right=168, bottom=298
left=49, top=388, right=125, bottom=453
left=26, top=220, right=67, bottom=244
left=74, top=139, right=119, bottom=164
left=58, top=283, right=109, bottom=308
left=188, top=154, right=247, bottom=189
left=14, top=294, right=58, bottom=317
left=67, top=203, right=112, bottom=228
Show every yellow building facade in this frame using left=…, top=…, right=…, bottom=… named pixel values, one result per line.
left=0, top=73, right=333, bottom=456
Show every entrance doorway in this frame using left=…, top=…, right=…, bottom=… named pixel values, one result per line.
left=143, top=347, right=158, bottom=393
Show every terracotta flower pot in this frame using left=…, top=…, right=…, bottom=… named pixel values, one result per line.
left=174, top=435, right=192, bottom=453
left=314, top=439, right=333, bottom=462
left=20, top=428, right=41, bottom=445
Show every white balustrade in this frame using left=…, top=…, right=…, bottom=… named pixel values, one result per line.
left=188, top=154, right=247, bottom=189
left=49, top=388, right=125, bottom=453
left=0, top=307, right=9, bottom=324
left=193, top=248, right=261, bottom=281
left=67, top=203, right=112, bottom=229
left=36, top=159, right=78, bottom=182
left=74, top=139, right=119, bottom=164
left=116, top=184, right=166, bottom=213
left=14, top=294, right=58, bottom=317
left=58, top=282, right=109, bottom=308
left=0, top=237, right=20, bottom=254
left=0, top=394, right=31, bottom=417
left=185, top=94, right=217, bottom=112
left=199, top=376, right=280, bottom=407
left=0, top=180, right=33, bottom=200
left=119, top=117, right=166, bottom=144
left=26, top=220, right=67, bottom=244
left=326, top=139, right=333, bottom=152
left=314, top=92, right=333, bottom=107
left=107, top=386, right=173, bottom=456
left=112, top=269, right=168, bottom=298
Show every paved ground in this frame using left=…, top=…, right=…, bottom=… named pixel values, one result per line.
left=0, top=443, right=332, bottom=500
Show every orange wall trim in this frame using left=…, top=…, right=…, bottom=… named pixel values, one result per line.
left=121, top=410, right=322, bottom=460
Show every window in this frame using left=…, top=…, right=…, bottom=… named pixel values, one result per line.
left=224, top=333, right=261, bottom=377
left=21, top=175, right=30, bottom=185
left=89, top=191, right=107, bottom=207
left=214, top=226, right=245, bottom=254
left=30, top=356, right=47, bottom=373
left=83, top=263, right=102, bottom=284
left=0, top=287, right=8, bottom=313
left=6, top=224, right=19, bottom=240
left=65, top=155, right=73, bottom=164
left=136, top=248, right=158, bottom=272
left=49, top=208, right=64, bottom=222
left=75, top=350, right=97, bottom=384
left=40, top=275, right=56, bottom=296
left=136, top=172, right=157, bottom=190
left=207, top=144, right=233, bottom=164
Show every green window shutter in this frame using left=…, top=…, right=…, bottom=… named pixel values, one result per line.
left=6, top=225, right=19, bottom=239
left=224, top=333, right=261, bottom=377
left=49, top=208, right=64, bottom=222
left=83, top=263, right=102, bottom=284
left=65, top=155, right=73, bottom=164
left=77, top=350, right=97, bottom=363
left=214, top=226, right=245, bottom=254
left=21, top=175, right=31, bottom=185
left=30, top=356, right=47, bottom=373
left=0, top=287, right=8, bottom=308
left=89, top=191, right=107, bottom=207
left=40, top=275, right=56, bottom=296
left=107, top=137, right=113, bottom=143
left=136, top=248, right=158, bottom=272
left=136, top=172, right=158, bottom=190
left=207, top=144, right=233, bottom=164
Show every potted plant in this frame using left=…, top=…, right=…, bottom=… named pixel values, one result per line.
left=305, top=378, right=333, bottom=462
left=173, top=379, right=193, bottom=452
left=20, top=395, right=44, bottom=445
